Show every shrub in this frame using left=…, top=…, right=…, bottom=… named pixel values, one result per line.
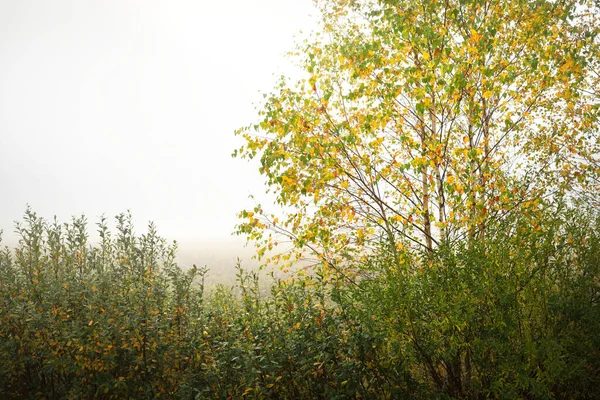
left=0, top=206, right=599, bottom=398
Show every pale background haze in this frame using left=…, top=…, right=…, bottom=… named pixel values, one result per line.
left=0, top=0, right=317, bottom=279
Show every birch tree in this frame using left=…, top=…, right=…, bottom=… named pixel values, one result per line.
left=235, top=0, right=599, bottom=270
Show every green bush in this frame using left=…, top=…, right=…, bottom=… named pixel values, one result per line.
left=348, top=204, right=600, bottom=399
left=0, top=205, right=599, bottom=398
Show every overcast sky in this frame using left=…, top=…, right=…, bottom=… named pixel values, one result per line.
left=0, top=0, right=317, bottom=261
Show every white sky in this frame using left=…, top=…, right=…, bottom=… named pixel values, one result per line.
left=0, top=0, right=317, bottom=260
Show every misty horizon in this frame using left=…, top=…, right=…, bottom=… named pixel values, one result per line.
left=0, top=0, right=318, bottom=276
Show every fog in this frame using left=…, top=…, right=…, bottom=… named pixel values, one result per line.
left=0, top=0, right=317, bottom=282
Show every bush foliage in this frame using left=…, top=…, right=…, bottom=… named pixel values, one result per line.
left=0, top=205, right=599, bottom=399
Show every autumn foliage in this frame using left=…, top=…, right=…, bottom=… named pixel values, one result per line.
left=236, top=0, right=600, bottom=264
left=2, top=0, right=600, bottom=398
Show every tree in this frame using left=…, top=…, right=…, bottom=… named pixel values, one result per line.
left=235, top=0, right=599, bottom=271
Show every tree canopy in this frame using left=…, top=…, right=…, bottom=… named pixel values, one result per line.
left=236, top=0, right=600, bottom=268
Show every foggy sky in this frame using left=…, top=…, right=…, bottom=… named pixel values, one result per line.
left=0, top=0, right=317, bottom=268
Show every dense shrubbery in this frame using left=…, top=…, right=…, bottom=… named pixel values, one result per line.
left=351, top=204, right=600, bottom=398
left=0, top=205, right=599, bottom=399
